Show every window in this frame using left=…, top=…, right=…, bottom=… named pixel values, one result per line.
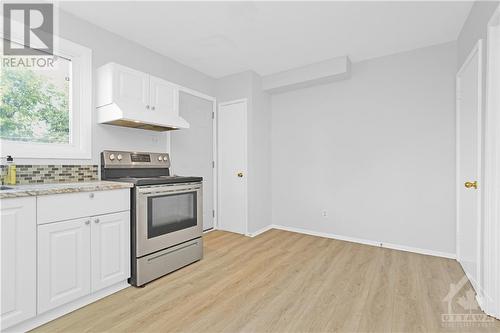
left=1, top=56, right=71, bottom=144
left=0, top=37, right=92, bottom=159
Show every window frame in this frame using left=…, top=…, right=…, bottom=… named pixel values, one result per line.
left=1, top=36, right=92, bottom=159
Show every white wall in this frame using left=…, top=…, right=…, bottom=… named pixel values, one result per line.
left=249, top=74, right=272, bottom=233
left=271, top=42, right=457, bottom=255
left=215, top=71, right=254, bottom=104
left=458, top=1, right=500, bottom=66
left=14, top=9, right=215, bottom=165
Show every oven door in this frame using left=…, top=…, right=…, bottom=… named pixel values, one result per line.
left=136, top=183, right=203, bottom=257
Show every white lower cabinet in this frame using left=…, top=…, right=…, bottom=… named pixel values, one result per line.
left=37, top=211, right=130, bottom=314
left=91, top=211, right=130, bottom=292
left=37, top=217, right=92, bottom=314
left=0, top=197, right=37, bottom=329
left=1, top=189, right=130, bottom=330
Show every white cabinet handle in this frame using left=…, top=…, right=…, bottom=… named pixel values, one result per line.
left=94, top=218, right=100, bottom=224
left=151, top=106, right=156, bottom=110
left=89, top=193, right=94, bottom=198
left=146, top=105, right=150, bottom=110
left=84, top=220, right=90, bottom=225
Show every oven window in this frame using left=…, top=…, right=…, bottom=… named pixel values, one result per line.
left=147, top=192, right=197, bottom=238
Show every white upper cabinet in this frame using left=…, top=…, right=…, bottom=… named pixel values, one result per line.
left=0, top=197, right=37, bottom=330
left=149, top=76, right=178, bottom=122
left=96, top=63, right=189, bottom=131
left=114, top=65, right=150, bottom=114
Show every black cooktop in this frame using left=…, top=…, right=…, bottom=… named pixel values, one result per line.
left=110, top=176, right=203, bottom=186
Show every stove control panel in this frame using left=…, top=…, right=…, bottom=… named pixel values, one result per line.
left=131, top=153, right=151, bottom=163
left=102, top=150, right=170, bottom=168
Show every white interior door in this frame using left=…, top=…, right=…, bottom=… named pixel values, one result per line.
left=218, top=99, right=247, bottom=234
left=456, top=41, right=482, bottom=292
left=484, top=9, right=500, bottom=319
left=171, top=92, right=215, bottom=230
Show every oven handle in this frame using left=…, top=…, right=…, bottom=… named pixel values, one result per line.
left=138, top=186, right=201, bottom=196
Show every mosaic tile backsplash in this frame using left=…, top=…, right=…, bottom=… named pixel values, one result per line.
left=0, top=165, right=98, bottom=185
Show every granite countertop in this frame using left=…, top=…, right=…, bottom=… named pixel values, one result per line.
left=0, top=181, right=134, bottom=199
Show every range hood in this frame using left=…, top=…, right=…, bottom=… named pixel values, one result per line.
left=95, top=62, right=190, bottom=132
left=97, top=103, right=190, bottom=132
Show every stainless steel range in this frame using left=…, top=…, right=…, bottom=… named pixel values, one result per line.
left=101, top=150, right=203, bottom=286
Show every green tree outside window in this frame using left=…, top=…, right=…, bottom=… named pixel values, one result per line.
left=0, top=66, right=70, bottom=144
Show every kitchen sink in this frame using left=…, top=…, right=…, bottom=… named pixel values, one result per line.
left=0, top=186, right=12, bottom=190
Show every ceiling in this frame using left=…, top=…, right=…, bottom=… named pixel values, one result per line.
left=58, top=1, right=473, bottom=78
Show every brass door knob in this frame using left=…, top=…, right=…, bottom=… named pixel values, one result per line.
left=464, top=181, right=478, bottom=189
left=237, top=172, right=244, bottom=178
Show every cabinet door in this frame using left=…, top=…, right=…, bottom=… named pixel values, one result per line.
left=38, top=218, right=91, bottom=314
left=0, top=197, right=36, bottom=329
left=91, top=211, right=130, bottom=292
left=114, top=64, right=150, bottom=112
left=150, top=76, right=178, bottom=121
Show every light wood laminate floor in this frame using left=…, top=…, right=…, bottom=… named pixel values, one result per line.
left=33, top=229, right=500, bottom=333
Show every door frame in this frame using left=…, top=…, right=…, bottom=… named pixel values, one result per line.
left=217, top=98, right=249, bottom=235
left=455, top=39, right=483, bottom=292
left=170, top=86, right=218, bottom=230
left=484, top=6, right=500, bottom=319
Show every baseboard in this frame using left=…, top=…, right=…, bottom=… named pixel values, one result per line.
left=269, top=224, right=457, bottom=259
left=463, top=267, right=500, bottom=320
left=462, top=267, right=481, bottom=298
left=247, top=225, right=274, bottom=237
left=481, top=292, right=500, bottom=319
left=4, top=281, right=130, bottom=333
left=476, top=294, right=485, bottom=309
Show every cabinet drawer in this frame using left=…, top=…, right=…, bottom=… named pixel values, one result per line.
left=37, top=189, right=130, bottom=224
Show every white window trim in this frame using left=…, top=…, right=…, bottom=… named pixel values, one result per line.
left=1, top=35, right=92, bottom=159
